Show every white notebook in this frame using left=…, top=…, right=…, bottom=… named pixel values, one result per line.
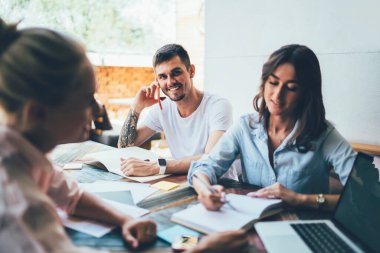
left=83, top=147, right=169, bottom=182
left=171, top=193, right=282, bottom=234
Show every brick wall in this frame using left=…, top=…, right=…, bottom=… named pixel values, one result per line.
left=95, top=66, right=154, bottom=120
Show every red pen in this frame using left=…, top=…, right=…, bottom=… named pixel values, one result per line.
left=157, top=84, right=163, bottom=110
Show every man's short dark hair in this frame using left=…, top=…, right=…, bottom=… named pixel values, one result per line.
left=152, top=44, right=191, bottom=70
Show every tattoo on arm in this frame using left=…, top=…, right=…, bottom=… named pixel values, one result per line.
left=118, top=108, right=140, bottom=148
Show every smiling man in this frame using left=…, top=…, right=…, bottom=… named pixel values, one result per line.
left=117, top=44, right=233, bottom=176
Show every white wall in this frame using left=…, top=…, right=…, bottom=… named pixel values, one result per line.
left=176, top=0, right=205, bottom=89
left=204, top=0, right=380, bottom=145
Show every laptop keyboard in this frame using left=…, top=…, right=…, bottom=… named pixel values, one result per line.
left=291, top=223, right=356, bottom=253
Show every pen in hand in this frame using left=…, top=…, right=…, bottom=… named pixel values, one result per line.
left=193, top=174, right=237, bottom=211
left=156, top=82, right=166, bottom=110
left=157, top=87, right=163, bottom=110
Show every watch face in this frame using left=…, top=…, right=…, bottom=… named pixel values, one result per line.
left=158, top=158, right=166, bottom=166
left=317, top=194, right=325, bottom=204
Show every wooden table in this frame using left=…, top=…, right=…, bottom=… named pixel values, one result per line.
left=52, top=141, right=333, bottom=252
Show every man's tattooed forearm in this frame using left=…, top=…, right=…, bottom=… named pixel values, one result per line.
left=118, top=109, right=140, bottom=148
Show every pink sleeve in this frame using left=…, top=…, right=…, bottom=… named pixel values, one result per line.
left=47, top=166, right=84, bottom=215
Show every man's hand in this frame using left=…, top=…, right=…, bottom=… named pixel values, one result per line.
left=133, top=81, right=161, bottom=113
left=122, top=218, right=157, bottom=248
left=120, top=157, right=159, bottom=176
left=247, top=182, right=302, bottom=206
left=189, top=230, right=249, bottom=253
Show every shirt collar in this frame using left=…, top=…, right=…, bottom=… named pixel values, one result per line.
left=248, top=115, right=267, bottom=142
left=250, top=116, right=300, bottom=146
left=282, top=120, right=300, bottom=146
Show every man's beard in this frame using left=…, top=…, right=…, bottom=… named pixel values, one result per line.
left=162, top=83, right=186, bottom=101
left=169, top=94, right=185, bottom=101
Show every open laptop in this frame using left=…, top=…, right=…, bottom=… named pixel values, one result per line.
left=255, top=152, right=380, bottom=253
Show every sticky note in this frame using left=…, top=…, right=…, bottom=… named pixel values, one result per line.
left=63, top=163, right=83, bottom=170
left=151, top=181, right=179, bottom=191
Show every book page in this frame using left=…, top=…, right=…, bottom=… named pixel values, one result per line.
left=171, top=194, right=282, bottom=234
left=225, top=194, right=282, bottom=218
left=172, top=203, right=251, bottom=234
left=83, top=147, right=160, bottom=176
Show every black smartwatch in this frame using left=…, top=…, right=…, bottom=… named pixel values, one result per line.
left=158, top=158, right=167, bottom=175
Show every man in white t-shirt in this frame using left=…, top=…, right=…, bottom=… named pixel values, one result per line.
left=117, top=44, right=233, bottom=176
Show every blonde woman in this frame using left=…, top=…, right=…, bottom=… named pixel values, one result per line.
left=0, top=19, right=156, bottom=253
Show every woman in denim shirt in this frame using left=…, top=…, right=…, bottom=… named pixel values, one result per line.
left=188, top=44, right=356, bottom=211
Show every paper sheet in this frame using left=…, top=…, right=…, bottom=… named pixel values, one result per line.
left=105, top=200, right=150, bottom=217
left=58, top=201, right=149, bottom=237
left=80, top=180, right=158, bottom=204
left=58, top=210, right=115, bottom=238
left=63, top=162, right=83, bottom=170
left=374, top=156, right=380, bottom=182
left=67, top=166, right=123, bottom=183
left=93, top=191, right=134, bottom=205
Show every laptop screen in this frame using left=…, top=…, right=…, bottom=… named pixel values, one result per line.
left=333, top=153, right=380, bottom=252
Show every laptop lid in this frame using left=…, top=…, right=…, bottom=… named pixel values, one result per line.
left=332, top=153, right=380, bottom=252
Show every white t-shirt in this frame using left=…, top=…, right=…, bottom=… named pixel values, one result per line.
left=142, top=92, right=233, bottom=159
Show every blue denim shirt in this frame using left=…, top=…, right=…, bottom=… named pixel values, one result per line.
left=188, top=113, right=357, bottom=194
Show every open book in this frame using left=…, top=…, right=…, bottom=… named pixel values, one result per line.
left=171, top=193, right=282, bottom=234
left=83, top=147, right=169, bottom=183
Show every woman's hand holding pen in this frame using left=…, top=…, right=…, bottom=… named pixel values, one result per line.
left=197, top=184, right=225, bottom=211
left=193, top=174, right=226, bottom=211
